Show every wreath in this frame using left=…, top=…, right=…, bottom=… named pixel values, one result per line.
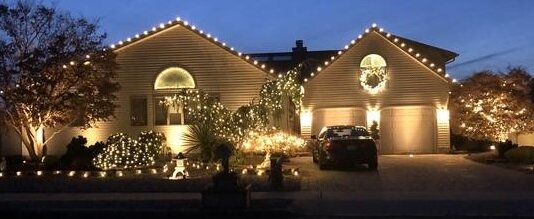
left=360, top=67, right=387, bottom=93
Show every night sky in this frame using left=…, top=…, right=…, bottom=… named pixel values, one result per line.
left=51, top=0, right=534, bottom=80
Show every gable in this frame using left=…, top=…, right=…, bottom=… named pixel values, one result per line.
left=108, top=19, right=276, bottom=110
left=303, top=29, right=452, bottom=110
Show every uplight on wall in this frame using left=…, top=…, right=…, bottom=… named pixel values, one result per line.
left=366, top=109, right=380, bottom=128
left=300, top=111, right=312, bottom=127
left=437, top=108, right=450, bottom=123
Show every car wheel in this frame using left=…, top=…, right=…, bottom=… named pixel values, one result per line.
left=312, top=149, right=318, bottom=163
left=318, top=151, right=328, bottom=170
left=368, top=159, right=378, bottom=170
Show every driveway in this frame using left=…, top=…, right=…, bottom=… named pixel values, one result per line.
left=288, top=154, right=534, bottom=191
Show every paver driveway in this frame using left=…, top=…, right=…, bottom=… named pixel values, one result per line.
left=289, top=154, right=534, bottom=191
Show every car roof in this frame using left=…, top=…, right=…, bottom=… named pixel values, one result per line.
left=325, top=125, right=367, bottom=129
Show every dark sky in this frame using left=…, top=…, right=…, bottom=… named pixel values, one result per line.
left=52, top=0, right=534, bottom=80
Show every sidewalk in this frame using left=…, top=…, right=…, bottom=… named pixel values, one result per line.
left=3, top=190, right=534, bottom=218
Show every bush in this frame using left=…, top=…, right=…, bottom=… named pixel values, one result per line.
left=504, top=146, right=534, bottom=164
left=451, top=133, right=495, bottom=152
left=92, top=131, right=166, bottom=170
left=57, top=136, right=106, bottom=170
left=497, top=140, right=518, bottom=158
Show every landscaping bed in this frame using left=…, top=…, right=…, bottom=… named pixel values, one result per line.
left=465, top=151, right=534, bottom=174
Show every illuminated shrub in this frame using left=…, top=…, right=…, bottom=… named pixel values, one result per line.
left=241, top=130, right=305, bottom=157
left=93, top=131, right=166, bottom=170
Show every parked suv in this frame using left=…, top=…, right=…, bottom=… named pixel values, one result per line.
left=310, top=125, right=378, bottom=170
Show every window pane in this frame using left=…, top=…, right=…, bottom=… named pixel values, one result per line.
left=154, top=97, right=168, bottom=125
left=130, top=97, right=147, bottom=126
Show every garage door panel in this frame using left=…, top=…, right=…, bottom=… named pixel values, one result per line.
left=381, top=107, right=436, bottom=154
left=311, top=108, right=366, bottom=136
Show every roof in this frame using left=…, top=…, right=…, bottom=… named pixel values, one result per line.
left=106, top=17, right=276, bottom=77
left=302, top=24, right=459, bottom=84
left=105, top=18, right=458, bottom=84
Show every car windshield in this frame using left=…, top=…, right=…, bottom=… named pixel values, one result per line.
left=326, top=127, right=369, bottom=138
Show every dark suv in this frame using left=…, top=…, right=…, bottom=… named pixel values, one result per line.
left=310, top=125, right=378, bottom=170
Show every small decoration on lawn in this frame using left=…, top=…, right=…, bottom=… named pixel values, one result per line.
left=170, top=152, right=188, bottom=180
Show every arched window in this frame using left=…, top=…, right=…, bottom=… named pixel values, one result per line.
left=152, top=67, right=195, bottom=126
left=360, top=54, right=387, bottom=94
left=154, top=67, right=195, bottom=90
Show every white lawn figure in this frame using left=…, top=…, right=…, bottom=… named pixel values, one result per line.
left=170, top=153, right=187, bottom=179
left=0, top=157, right=6, bottom=172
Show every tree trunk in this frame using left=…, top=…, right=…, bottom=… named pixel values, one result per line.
left=21, top=125, right=43, bottom=162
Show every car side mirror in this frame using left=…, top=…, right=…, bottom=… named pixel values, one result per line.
left=310, top=135, right=317, bottom=140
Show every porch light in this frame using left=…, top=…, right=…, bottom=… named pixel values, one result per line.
left=366, top=109, right=380, bottom=129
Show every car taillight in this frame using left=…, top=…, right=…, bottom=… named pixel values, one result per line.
left=324, top=142, right=332, bottom=150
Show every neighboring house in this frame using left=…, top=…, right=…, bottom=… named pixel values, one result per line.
left=1, top=18, right=459, bottom=157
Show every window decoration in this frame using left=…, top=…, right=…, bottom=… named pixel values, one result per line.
left=154, top=67, right=195, bottom=90
left=360, top=54, right=387, bottom=94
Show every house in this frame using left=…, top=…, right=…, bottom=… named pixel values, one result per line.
left=300, top=25, right=457, bottom=154
left=1, top=18, right=459, bottom=157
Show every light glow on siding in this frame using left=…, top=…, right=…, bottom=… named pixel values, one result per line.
left=300, top=111, right=312, bottom=127
left=154, top=67, right=195, bottom=89
left=437, top=108, right=450, bottom=123
left=366, top=109, right=381, bottom=129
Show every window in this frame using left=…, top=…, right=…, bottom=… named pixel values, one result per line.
left=360, top=54, right=387, bottom=93
left=153, top=67, right=196, bottom=126
left=154, top=96, right=186, bottom=125
left=154, top=67, right=195, bottom=90
left=130, top=96, right=147, bottom=126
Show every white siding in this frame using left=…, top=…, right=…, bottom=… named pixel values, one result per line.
left=44, top=24, right=273, bottom=156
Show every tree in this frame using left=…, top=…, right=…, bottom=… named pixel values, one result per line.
left=0, top=1, right=119, bottom=161
left=450, top=67, right=534, bottom=142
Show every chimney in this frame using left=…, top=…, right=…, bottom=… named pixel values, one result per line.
left=292, top=40, right=307, bottom=63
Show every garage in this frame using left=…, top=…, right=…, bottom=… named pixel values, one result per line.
left=311, top=107, right=366, bottom=136
left=380, top=107, right=437, bottom=154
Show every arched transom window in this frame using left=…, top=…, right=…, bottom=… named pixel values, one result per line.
left=154, top=67, right=195, bottom=90
left=359, top=54, right=387, bottom=94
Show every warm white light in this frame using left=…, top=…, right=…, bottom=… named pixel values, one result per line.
left=367, top=109, right=381, bottom=129
left=415, top=53, right=420, bottom=57
left=37, top=171, right=42, bottom=176
left=365, top=29, right=370, bottom=33
left=100, top=172, right=107, bottom=177
left=386, top=33, right=391, bottom=37
left=143, top=31, right=148, bottom=35
left=490, top=145, right=496, bottom=150
left=430, top=63, right=435, bottom=67
left=183, top=21, right=189, bottom=26
left=351, top=40, right=355, bottom=44
left=437, top=108, right=450, bottom=123
left=344, top=45, right=349, bottom=49
left=176, top=17, right=181, bottom=21
left=445, top=74, right=449, bottom=78
left=110, top=44, right=115, bottom=49
left=117, top=171, right=123, bottom=177
left=293, top=170, right=299, bottom=176
left=68, top=171, right=75, bottom=177
left=409, top=154, right=414, bottom=158
left=372, top=23, right=377, bottom=28
left=437, top=68, right=443, bottom=72
left=408, top=48, right=413, bottom=52
left=304, top=78, right=308, bottom=82
left=379, top=28, right=384, bottom=32
left=83, top=172, right=89, bottom=178
left=300, top=111, right=312, bottom=127
left=191, top=25, right=196, bottom=30
left=358, top=34, right=362, bottom=39
left=317, top=67, right=322, bottom=71
left=401, top=43, right=405, bottom=47
left=452, top=79, right=458, bottom=83
left=394, top=38, right=399, bottom=42
left=16, top=171, right=21, bottom=176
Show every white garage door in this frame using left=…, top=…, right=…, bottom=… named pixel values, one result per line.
left=311, top=107, right=366, bottom=136
left=380, top=107, right=436, bottom=154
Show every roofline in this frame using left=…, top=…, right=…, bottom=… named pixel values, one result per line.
left=107, top=17, right=277, bottom=79
left=302, top=24, right=459, bottom=84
